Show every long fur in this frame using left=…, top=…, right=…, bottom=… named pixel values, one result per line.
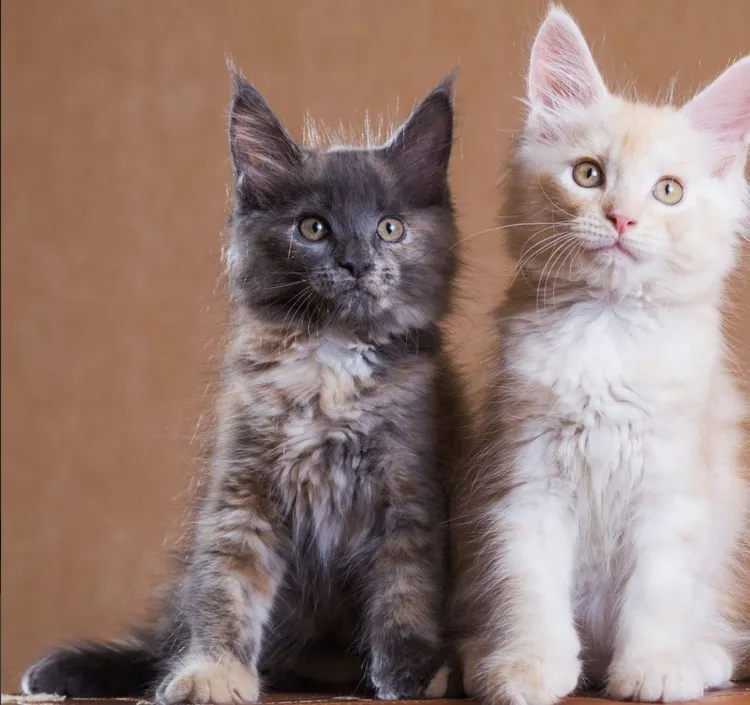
left=22, top=639, right=161, bottom=697
left=23, top=72, right=468, bottom=703
left=453, top=7, right=750, bottom=705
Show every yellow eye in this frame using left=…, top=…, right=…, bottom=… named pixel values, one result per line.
left=572, top=160, right=604, bottom=188
left=653, top=177, right=683, bottom=205
left=377, top=217, right=405, bottom=242
left=298, top=217, right=328, bottom=241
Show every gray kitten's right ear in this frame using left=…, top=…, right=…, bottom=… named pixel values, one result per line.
left=384, top=73, right=455, bottom=203
left=228, top=68, right=302, bottom=206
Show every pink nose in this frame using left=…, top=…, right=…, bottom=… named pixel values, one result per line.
left=607, top=213, right=637, bottom=235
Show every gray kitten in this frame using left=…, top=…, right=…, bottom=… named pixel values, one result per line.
left=23, top=70, right=467, bottom=703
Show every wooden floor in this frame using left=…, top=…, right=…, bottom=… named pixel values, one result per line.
left=2, top=686, right=750, bottom=705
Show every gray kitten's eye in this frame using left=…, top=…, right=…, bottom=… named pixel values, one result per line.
left=572, top=160, right=604, bottom=188
left=377, top=217, right=405, bottom=242
left=653, top=177, right=683, bottom=205
left=298, top=217, right=329, bottom=241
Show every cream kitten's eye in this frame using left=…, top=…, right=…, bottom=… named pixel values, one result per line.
left=653, top=177, right=683, bottom=205
left=377, top=217, right=405, bottom=242
left=299, top=217, right=329, bottom=241
left=573, top=160, right=604, bottom=188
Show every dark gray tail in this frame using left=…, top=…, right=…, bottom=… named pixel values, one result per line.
left=21, top=639, right=160, bottom=697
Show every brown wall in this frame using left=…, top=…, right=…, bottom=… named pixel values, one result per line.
left=2, top=0, right=749, bottom=691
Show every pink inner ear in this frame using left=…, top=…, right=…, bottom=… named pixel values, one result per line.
left=528, top=10, right=606, bottom=111
left=684, top=57, right=750, bottom=146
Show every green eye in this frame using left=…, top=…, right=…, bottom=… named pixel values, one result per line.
left=653, top=177, right=684, bottom=205
left=298, top=217, right=329, bottom=241
left=377, top=217, right=405, bottom=242
left=573, top=160, right=604, bottom=188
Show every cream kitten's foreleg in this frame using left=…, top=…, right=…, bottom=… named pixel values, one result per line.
left=466, top=467, right=581, bottom=705
left=607, top=491, right=732, bottom=702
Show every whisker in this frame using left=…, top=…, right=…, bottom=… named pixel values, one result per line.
left=279, top=288, right=313, bottom=332
left=537, top=236, right=576, bottom=316
left=448, top=221, right=559, bottom=251
left=549, top=240, right=580, bottom=309
left=258, top=280, right=307, bottom=292
left=515, top=228, right=573, bottom=270
left=509, top=230, right=576, bottom=289
left=509, top=232, right=564, bottom=288
left=536, top=176, right=574, bottom=218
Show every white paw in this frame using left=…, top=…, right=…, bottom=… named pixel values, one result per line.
left=607, top=651, right=704, bottom=702
left=424, top=664, right=451, bottom=698
left=694, top=641, right=733, bottom=690
left=159, top=658, right=260, bottom=704
left=480, top=648, right=581, bottom=705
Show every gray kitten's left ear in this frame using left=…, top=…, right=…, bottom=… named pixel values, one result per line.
left=384, top=73, right=456, bottom=198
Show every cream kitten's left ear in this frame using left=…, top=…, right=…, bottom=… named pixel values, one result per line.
left=683, top=56, right=750, bottom=173
left=527, top=6, right=607, bottom=115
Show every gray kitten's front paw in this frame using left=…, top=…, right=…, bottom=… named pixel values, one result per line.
left=156, top=657, right=259, bottom=704
left=370, top=638, right=450, bottom=699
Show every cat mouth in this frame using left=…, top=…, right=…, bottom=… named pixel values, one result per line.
left=590, top=240, right=637, bottom=261
left=346, top=281, right=378, bottom=298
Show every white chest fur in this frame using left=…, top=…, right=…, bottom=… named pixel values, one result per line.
left=251, top=335, right=379, bottom=559
left=509, top=298, right=721, bottom=541
left=513, top=298, right=718, bottom=438
left=314, top=337, right=375, bottom=380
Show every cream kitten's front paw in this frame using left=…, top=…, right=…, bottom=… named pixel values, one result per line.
left=157, top=658, right=260, bottom=704
left=693, top=641, right=733, bottom=689
left=424, top=664, right=452, bottom=698
left=607, top=651, right=704, bottom=702
left=479, top=648, right=581, bottom=705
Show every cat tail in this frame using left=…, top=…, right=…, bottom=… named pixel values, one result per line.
left=21, top=635, right=162, bottom=697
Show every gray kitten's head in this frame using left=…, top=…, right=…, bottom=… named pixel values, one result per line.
left=226, top=71, right=457, bottom=337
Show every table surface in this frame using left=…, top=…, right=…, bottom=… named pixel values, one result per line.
left=2, top=686, right=750, bottom=705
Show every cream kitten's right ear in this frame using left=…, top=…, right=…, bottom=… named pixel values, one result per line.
left=527, top=6, right=607, bottom=120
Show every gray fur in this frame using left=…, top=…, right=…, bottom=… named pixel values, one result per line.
left=22, top=71, right=467, bottom=703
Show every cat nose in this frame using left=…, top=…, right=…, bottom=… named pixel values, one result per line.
left=606, top=212, right=637, bottom=235
left=340, top=259, right=373, bottom=279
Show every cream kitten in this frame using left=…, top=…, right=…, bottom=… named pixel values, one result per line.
left=454, top=6, right=750, bottom=705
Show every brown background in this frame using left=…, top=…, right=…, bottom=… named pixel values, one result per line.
left=2, top=0, right=749, bottom=691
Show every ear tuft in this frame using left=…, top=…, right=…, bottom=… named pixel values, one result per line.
left=527, top=6, right=607, bottom=114
left=384, top=74, right=455, bottom=203
left=228, top=68, right=302, bottom=207
left=433, top=68, right=458, bottom=103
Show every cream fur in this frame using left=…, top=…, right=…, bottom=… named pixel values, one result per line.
left=161, top=655, right=259, bottom=705
left=456, top=7, right=750, bottom=705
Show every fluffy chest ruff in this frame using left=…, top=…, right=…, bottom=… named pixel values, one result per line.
left=505, top=297, right=725, bottom=547
left=227, top=328, right=391, bottom=560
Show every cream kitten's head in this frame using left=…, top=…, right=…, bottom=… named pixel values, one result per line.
left=510, top=6, right=750, bottom=303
